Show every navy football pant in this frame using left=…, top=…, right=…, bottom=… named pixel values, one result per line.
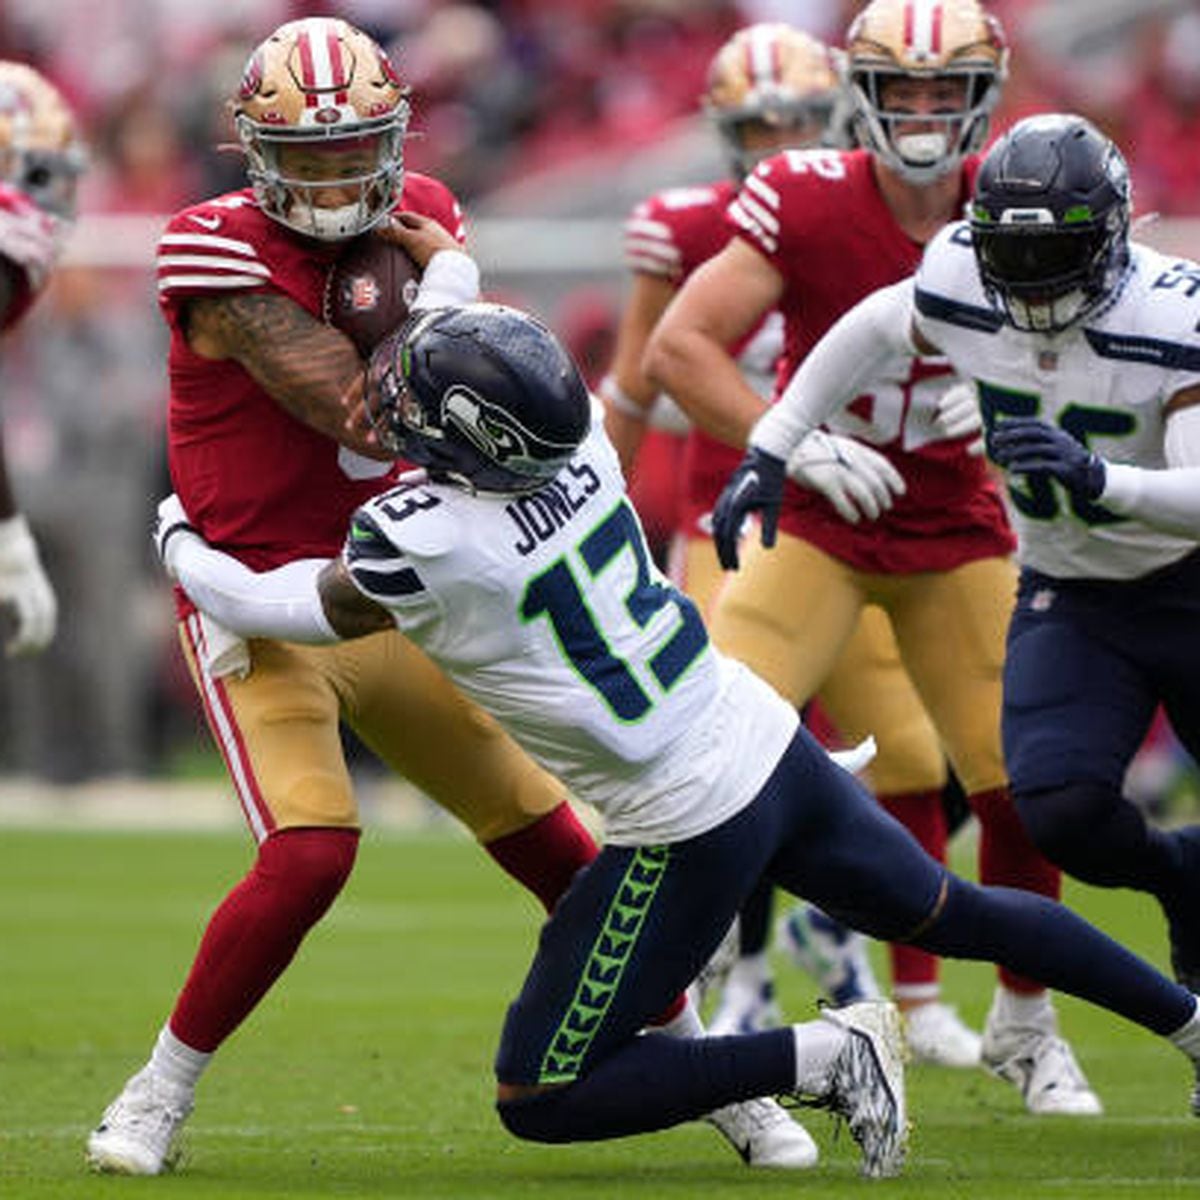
left=1004, top=556, right=1200, bottom=904
left=496, top=727, right=1194, bottom=1143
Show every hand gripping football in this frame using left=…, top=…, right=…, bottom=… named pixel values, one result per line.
left=323, top=235, right=422, bottom=356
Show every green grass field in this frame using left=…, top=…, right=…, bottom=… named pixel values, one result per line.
left=1, top=825, right=1197, bottom=1199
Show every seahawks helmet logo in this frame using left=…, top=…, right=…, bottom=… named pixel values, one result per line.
left=442, top=385, right=572, bottom=469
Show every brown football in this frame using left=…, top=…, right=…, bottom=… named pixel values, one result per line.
left=323, top=235, right=422, bottom=356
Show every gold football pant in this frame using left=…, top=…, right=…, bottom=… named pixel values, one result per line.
left=706, top=534, right=1015, bottom=797
left=179, top=617, right=568, bottom=843
left=680, top=534, right=950, bottom=796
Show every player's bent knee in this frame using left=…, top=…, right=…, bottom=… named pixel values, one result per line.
left=1015, top=781, right=1126, bottom=880
left=495, top=1091, right=572, bottom=1144
left=257, top=827, right=359, bottom=912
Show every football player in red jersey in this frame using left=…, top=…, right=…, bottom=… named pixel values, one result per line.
left=646, top=0, right=1101, bottom=1115
left=85, top=18, right=815, bottom=1175
left=0, top=62, right=84, bottom=656
left=602, top=21, right=899, bottom=1041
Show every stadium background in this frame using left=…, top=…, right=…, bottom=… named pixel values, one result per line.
left=0, top=0, right=1196, bottom=818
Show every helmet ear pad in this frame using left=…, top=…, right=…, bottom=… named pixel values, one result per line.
left=367, top=304, right=592, bottom=495
left=970, top=113, right=1131, bottom=332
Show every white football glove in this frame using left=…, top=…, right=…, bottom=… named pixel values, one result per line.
left=0, top=513, right=56, bottom=655
left=152, top=493, right=199, bottom=579
left=786, top=430, right=906, bottom=524
left=932, top=382, right=985, bottom=455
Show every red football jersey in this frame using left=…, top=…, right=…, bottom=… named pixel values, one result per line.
left=729, top=147, right=1014, bottom=572
left=0, top=182, right=60, bottom=330
left=625, top=182, right=779, bottom=540
left=157, top=175, right=465, bottom=597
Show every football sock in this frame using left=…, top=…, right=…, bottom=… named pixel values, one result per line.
left=792, top=1019, right=849, bottom=1095
left=148, top=1024, right=210, bottom=1092
left=484, top=801, right=598, bottom=915
left=878, top=790, right=944, bottom=1001
left=1167, top=998, right=1200, bottom=1059
left=497, top=1028, right=795, bottom=1142
left=737, top=876, right=774, bottom=956
left=990, top=984, right=1053, bottom=1028
left=970, top=786, right=1060, bottom=993
left=169, top=827, right=359, bottom=1053
left=920, top=874, right=1195, bottom=1035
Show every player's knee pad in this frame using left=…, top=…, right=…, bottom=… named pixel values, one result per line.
left=1014, top=781, right=1123, bottom=881
left=255, top=826, right=359, bottom=916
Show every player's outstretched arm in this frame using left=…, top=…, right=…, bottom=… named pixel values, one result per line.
left=751, top=278, right=926, bottom=462
left=153, top=495, right=390, bottom=644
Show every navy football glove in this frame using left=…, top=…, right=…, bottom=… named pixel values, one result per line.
left=712, top=447, right=787, bottom=571
left=988, top=417, right=1106, bottom=503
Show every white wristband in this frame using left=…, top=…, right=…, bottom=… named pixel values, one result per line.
left=599, top=375, right=649, bottom=422
left=413, top=249, right=481, bottom=311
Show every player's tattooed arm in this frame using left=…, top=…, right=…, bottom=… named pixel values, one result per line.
left=184, top=291, right=390, bottom=459
left=316, top=558, right=394, bottom=640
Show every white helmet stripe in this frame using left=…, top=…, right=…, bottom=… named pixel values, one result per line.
left=746, top=24, right=780, bottom=86
left=906, top=1, right=945, bottom=61
left=296, top=17, right=341, bottom=100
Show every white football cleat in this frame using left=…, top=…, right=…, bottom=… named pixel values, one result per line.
left=708, top=966, right=782, bottom=1037
left=904, top=1001, right=982, bottom=1068
left=798, top=1000, right=908, bottom=1179
left=981, top=999, right=1102, bottom=1116
left=706, top=1096, right=819, bottom=1168
left=778, top=903, right=882, bottom=1007
left=85, top=1067, right=194, bottom=1175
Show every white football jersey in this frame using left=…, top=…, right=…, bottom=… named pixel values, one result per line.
left=914, top=224, right=1200, bottom=580
left=343, top=403, right=798, bottom=845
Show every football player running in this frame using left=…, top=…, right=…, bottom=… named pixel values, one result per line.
left=600, top=21, right=888, bottom=1047
left=86, top=18, right=814, bottom=1176
left=155, top=300, right=1200, bottom=1179
left=716, top=111, right=1200, bottom=1110
left=644, top=0, right=1100, bottom=1113
left=0, top=62, right=85, bottom=656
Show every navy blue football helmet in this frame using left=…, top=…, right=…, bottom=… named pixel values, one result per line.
left=365, top=303, right=592, bottom=494
left=970, top=113, right=1131, bottom=332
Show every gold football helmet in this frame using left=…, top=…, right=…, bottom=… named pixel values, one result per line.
left=844, top=0, right=1007, bottom=183
left=704, top=24, right=841, bottom=177
left=0, top=61, right=85, bottom=220
left=233, top=17, right=409, bottom=241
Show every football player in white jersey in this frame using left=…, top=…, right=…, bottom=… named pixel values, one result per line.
left=715, top=112, right=1200, bottom=1079
left=153, top=298, right=1200, bottom=1174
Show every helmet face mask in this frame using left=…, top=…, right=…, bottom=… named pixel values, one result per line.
left=365, top=305, right=592, bottom=496
left=233, top=18, right=409, bottom=241
left=844, top=0, right=1007, bottom=183
left=0, top=62, right=85, bottom=220
left=970, top=114, right=1131, bottom=334
left=704, top=24, right=840, bottom=177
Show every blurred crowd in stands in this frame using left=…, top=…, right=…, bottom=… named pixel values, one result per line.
left=3, top=1, right=1198, bottom=211
left=0, top=0, right=1196, bottom=783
